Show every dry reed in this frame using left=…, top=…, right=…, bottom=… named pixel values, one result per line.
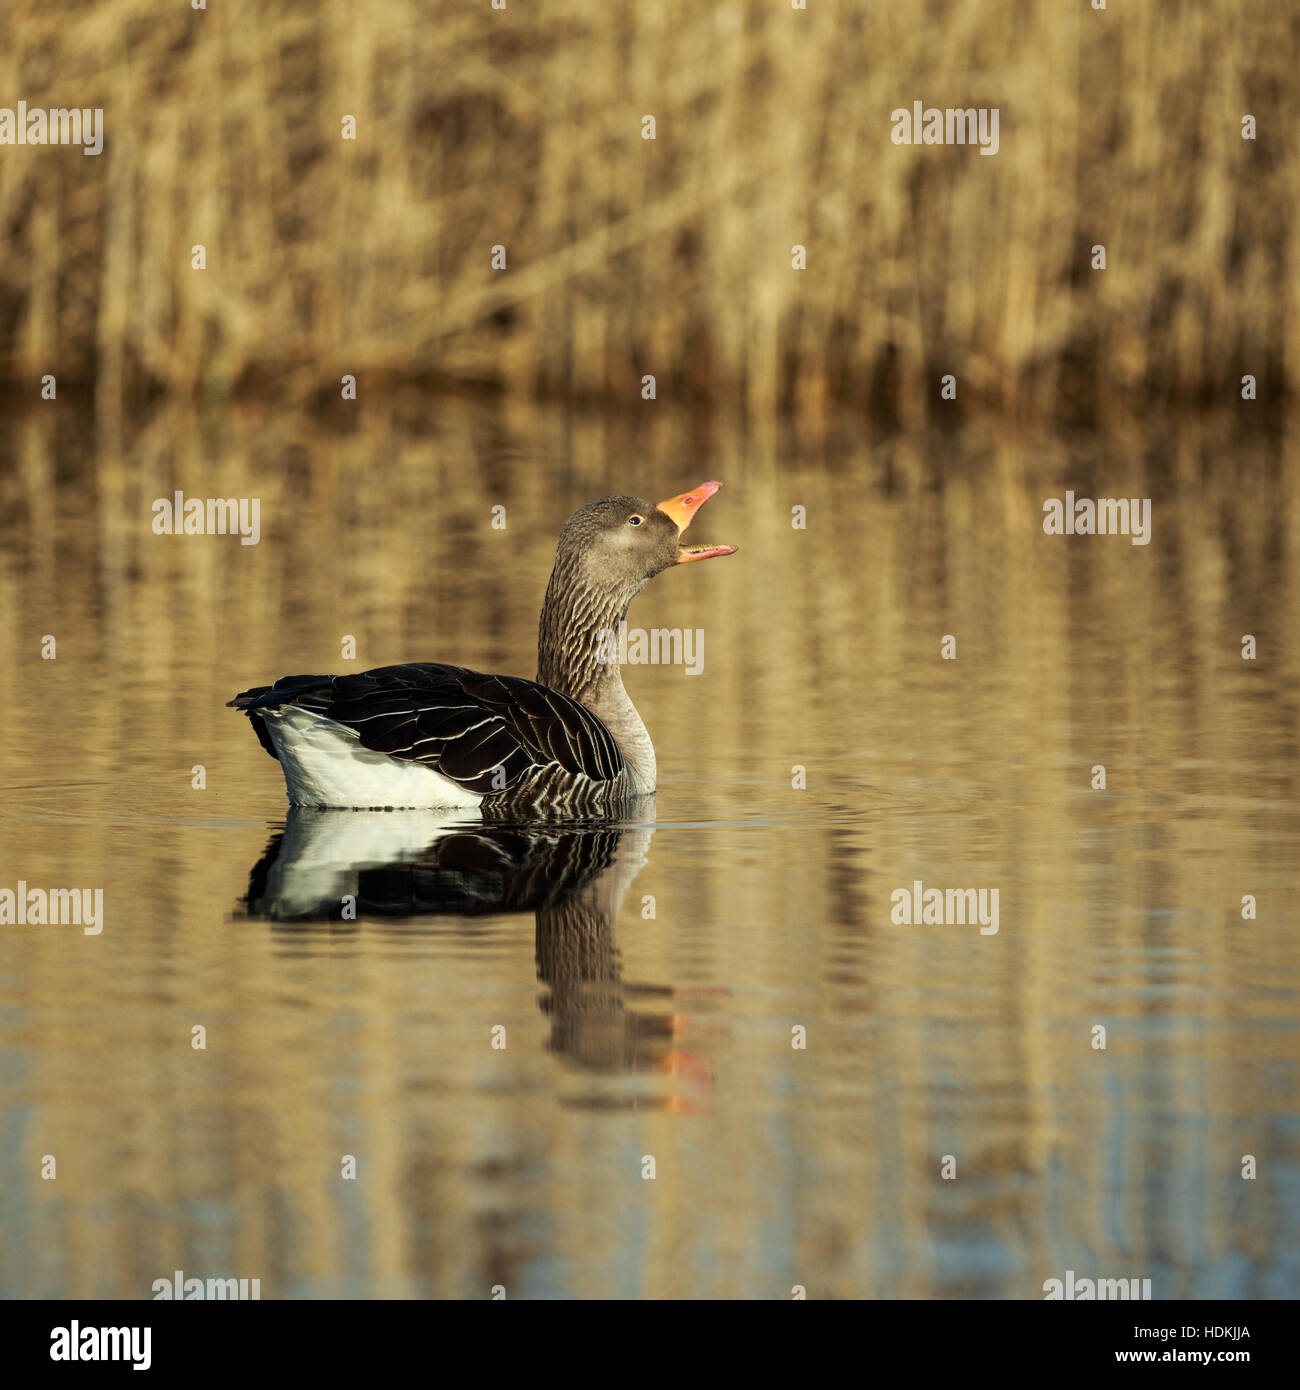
left=0, top=0, right=1296, bottom=423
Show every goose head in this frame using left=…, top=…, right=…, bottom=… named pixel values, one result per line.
left=554, top=479, right=736, bottom=600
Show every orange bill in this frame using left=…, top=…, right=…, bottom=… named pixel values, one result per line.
left=655, top=480, right=737, bottom=562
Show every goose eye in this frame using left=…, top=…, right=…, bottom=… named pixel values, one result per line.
left=628, top=514, right=644, bottom=526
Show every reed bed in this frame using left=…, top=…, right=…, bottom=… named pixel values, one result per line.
left=0, top=0, right=1296, bottom=422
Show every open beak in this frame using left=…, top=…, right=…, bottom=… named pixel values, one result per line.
left=655, top=480, right=738, bottom=563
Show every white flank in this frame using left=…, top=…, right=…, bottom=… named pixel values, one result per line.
left=261, top=707, right=485, bottom=810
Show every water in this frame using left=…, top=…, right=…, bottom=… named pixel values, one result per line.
left=1, top=399, right=1297, bottom=1298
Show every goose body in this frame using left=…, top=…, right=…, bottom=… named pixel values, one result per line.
left=231, top=483, right=735, bottom=813
left=234, top=662, right=636, bottom=814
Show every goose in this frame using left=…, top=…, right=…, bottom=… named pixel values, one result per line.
left=229, top=481, right=736, bottom=812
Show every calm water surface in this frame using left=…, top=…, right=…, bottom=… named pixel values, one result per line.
left=1, top=400, right=1297, bottom=1298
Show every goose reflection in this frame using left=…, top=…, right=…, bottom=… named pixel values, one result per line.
left=238, top=808, right=710, bottom=1093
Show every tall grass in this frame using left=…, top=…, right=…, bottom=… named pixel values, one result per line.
left=0, top=0, right=1296, bottom=421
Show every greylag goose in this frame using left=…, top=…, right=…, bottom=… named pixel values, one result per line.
left=229, top=482, right=735, bottom=812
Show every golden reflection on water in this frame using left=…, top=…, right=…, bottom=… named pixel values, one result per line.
left=0, top=399, right=1297, bottom=1297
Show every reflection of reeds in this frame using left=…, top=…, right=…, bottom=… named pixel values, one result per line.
left=1, top=398, right=1298, bottom=1296
left=0, top=2, right=1295, bottom=419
